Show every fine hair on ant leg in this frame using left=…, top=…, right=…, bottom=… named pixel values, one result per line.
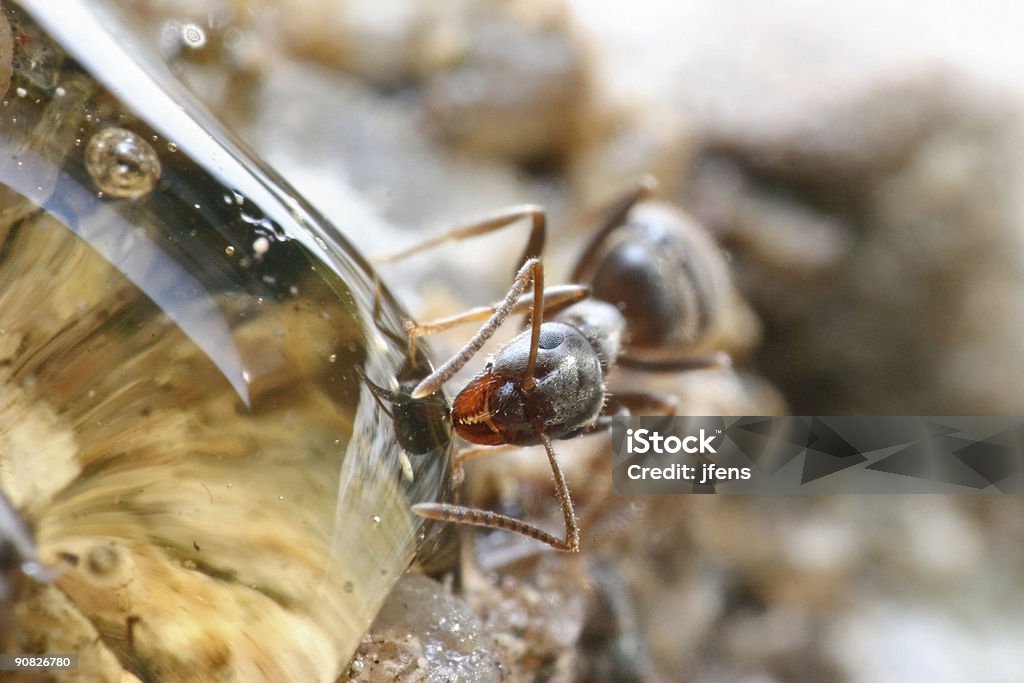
left=371, top=205, right=547, bottom=271
left=372, top=204, right=553, bottom=361
left=413, top=432, right=580, bottom=553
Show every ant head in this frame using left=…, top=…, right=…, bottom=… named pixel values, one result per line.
left=576, top=201, right=729, bottom=358
left=452, top=322, right=605, bottom=447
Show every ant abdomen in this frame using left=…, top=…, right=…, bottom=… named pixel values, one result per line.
left=573, top=197, right=760, bottom=365
left=453, top=321, right=608, bottom=447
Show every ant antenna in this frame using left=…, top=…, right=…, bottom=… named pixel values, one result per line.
left=522, top=259, right=544, bottom=392
left=411, top=258, right=543, bottom=399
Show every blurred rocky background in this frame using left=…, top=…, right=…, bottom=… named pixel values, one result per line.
left=120, top=0, right=1024, bottom=681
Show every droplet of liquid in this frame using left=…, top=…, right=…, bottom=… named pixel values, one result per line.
left=84, top=127, right=162, bottom=199
left=0, top=3, right=451, bottom=680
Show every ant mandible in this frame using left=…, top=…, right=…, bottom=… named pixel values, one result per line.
left=372, top=176, right=746, bottom=553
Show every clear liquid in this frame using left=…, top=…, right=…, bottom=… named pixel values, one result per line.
left=1, top=3, right=450, bottom=680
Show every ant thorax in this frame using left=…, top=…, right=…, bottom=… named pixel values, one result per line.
left=550, top=299, right=626, bottom=373
left=452, top=317, right=614, bottom=447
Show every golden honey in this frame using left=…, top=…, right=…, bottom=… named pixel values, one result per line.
left=0, top=3, right=451, bottom=680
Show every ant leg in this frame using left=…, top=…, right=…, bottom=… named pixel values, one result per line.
left=569, top=175, right=658, bottom=283
left=403, top=284, right=586, bottom=369
left=585, top=391, right=679, bottom=434
left=412, top=433, right=580, bottom=553
left=372, top=207, right=547, bottom=362
left=450, top=444, right=517, bottom=487
left=367, top=268, right=427, bottom=364
left=617, top=350, right=732, bottom=373
left=576, top=391, right=677, bottom=538
left=605, top=391, right=679, bottom=418
left=372, top=205, right=546, bottom=270
left=411, top=258, right=543, bottom=399
left=407, top=284, right=588, bottom=339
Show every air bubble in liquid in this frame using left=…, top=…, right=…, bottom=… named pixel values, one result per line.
left=181, top=23, right=207, bottom=50
left=84, top=127, right=162, bottom=199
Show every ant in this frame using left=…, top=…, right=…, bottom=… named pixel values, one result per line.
left=371, top=176, right=749, bottom=553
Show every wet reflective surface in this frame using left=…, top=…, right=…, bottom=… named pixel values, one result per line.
left=0, top=2, right=451, bottom=680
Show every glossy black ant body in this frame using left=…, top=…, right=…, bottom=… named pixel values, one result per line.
left=373, top=177, right=746, bottom=553
left=569, top=177, right=753, bottom=368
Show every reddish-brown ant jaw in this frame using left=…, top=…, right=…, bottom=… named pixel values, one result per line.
left=452, top=366, right=507, bottom=446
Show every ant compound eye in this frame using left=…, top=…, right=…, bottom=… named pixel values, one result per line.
left=491, top=323, right=578, bottom=378
left=537, top=326, right=566, bottom=350
left=0, top=5, right=450, bottom=679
